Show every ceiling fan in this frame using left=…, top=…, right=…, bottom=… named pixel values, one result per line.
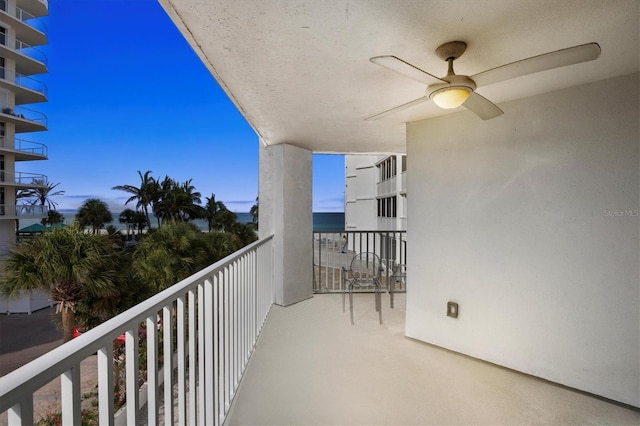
left=365, top=41, right=601, bottom=121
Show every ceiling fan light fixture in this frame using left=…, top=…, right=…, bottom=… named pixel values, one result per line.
left=431, top=87, right=471, bottom=109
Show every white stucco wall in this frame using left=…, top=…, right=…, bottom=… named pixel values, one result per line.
left=405, top=73, right=639, bottom=407
left=345, top=155, right=380, bottom=230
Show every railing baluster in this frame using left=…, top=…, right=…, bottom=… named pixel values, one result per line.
left=8, top=395, right=33, bottom=425
left=177, top=295, right=187, bottom=425
left=163, top=305, right=173, bottom=426
left=197, top=282, right=206, bottom=426
left=125, top=327, right=139, bottom=426
left=188, top=289, right=197, bottom=425
left=204, top=278, right=214, bottom=426
left=147, top=313, right=159, bottom=425
left=223, top=266, right=231, bottom=413
left=212, top=274, right=221, bottom=426
left=97, top=344, right=114, bottom=426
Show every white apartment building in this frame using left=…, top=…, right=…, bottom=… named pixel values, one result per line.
left=345, top=154, right=407, bottom=231
left=0, top=0, right=48, bottom=256
left=344, top=154, right=407, bottom=267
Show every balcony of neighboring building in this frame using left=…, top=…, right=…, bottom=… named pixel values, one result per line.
left=14, top=0, right=46, bottom=19
left=0, top=1, right=47, bottom=47
left=0, top=202, right=46, bottom=219
left=0, top=66, right=47, bottom=104
left=376, top=216, right=400, bottom=231
left=0, top=136, right=47, bottom=160
left=376, top=174, right=397, bottom=197
left=0, top=105, right=47, bottom=132
left=0, top=170, right=46, bottom=188
left=0, top=34, right=47, bottom=76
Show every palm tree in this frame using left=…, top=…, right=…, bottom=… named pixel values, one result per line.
left=132, top=210, right=148, bottom=235
left=250, top=196, right=259, bottom=229
left=76, top=198, right=112, bottom=234
left=118, top=208, right=136, bottom=239
left=178, top=179, right=204, bottom=221
left=17, top=180, right=65, bottom=210
left=0, top=226, right=119, bottom=342
left=132, top=222, right=203, bottom=292
left=41, top=209, right=65, bottom=226
left=112, top=170, right=155, bottom=227
left=153, top=178, right=205, bottom=224
left=17, top=180, right=65, bottom=233
left=231, top=221, right=258, bottom=246
left=151, top=175, right=174, bottom=227
left=205, top=193, right=234, bottom=232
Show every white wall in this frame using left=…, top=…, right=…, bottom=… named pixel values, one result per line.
left=345, top=155, right=380, bottom=230
left=0, top=289, right=51, bottom=313
left=405, top=73, right=639, bottom=407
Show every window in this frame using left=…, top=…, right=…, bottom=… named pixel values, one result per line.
left=377, top=156, right=400, bottom=182
left=377, top=196, right=397, bottom=218
left=0, top=27, right=5, bottom=46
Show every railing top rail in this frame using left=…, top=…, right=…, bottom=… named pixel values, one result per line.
left=0, top=234, right=274, bottom=412
left=315, top=230, right=406, bottom=233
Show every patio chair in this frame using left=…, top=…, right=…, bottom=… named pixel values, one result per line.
left=389, top=262, right=406, bottom=309
left=341, top=252, right=383, bottom=325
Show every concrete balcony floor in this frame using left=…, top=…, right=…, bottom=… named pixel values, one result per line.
left=227, top=293, right=639, bottom=425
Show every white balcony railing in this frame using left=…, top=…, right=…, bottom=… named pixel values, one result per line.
left=12, top=4, right=48, bottom=35
left=1, top=105, right=48, bottom=128
left=13, top=38, right=47, bottom=66
left=0, top=66, right=48, bottom=97
left=0, top=136, right=48, bottom=157
left=0, top=170, right=47, bottom=186
left=0, top=235, right=274, bottom=426
left=0, top=203, right=47, bottom=217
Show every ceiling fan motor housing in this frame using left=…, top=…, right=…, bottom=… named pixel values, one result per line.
left=426, top=74, right=477, bottom=99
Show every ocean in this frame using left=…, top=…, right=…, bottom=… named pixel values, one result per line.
left=20, top=211, right=345, bottom=233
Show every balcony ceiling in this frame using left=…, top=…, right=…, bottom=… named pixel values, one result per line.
left=159, top=0, right=639, bottom=154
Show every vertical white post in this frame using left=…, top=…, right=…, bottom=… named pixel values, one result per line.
left=7, top=396, right=33, bottom=426
left=97, top=344, right=114, bottom=426
left=163, top=305, right=173, bottom=426
left=204, top=277, right=214, bottom=426
left=125, top=327, right=139, bottom=426
left=188, top=289, right=197, bottom=424
left=147, top=314, right=159, bottom=425
left=177, top=295, right=186, bottom=425
left=61, top=365, right=81, bottom=425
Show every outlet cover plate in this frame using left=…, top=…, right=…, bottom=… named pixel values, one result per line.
left=447, top=302, right=459, bottom=318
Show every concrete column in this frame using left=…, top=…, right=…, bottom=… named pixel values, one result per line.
left=259, top=142, right=313, bottom=306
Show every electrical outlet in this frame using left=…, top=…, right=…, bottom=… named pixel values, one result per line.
left=447, top=302, right=458, bottom=318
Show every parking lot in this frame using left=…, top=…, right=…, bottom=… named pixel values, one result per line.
left=0, top=306, right=62, bottom=377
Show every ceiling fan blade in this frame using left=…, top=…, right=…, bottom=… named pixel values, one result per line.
left=364, top=95, right=430, bottom=121
left=471, top=42, right=601, bottom=88
left=370, top=56, right=447, bottom=85
left=463, top=92, right=504, bottom=120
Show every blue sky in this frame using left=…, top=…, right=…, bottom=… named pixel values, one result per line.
left=20, top=0, right=344, bottom=213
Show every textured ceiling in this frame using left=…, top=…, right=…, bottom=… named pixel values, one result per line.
left=159, top=0, right=639, bottom=154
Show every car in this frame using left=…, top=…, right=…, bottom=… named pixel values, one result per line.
left=72, top=326, right=144, bottom=345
